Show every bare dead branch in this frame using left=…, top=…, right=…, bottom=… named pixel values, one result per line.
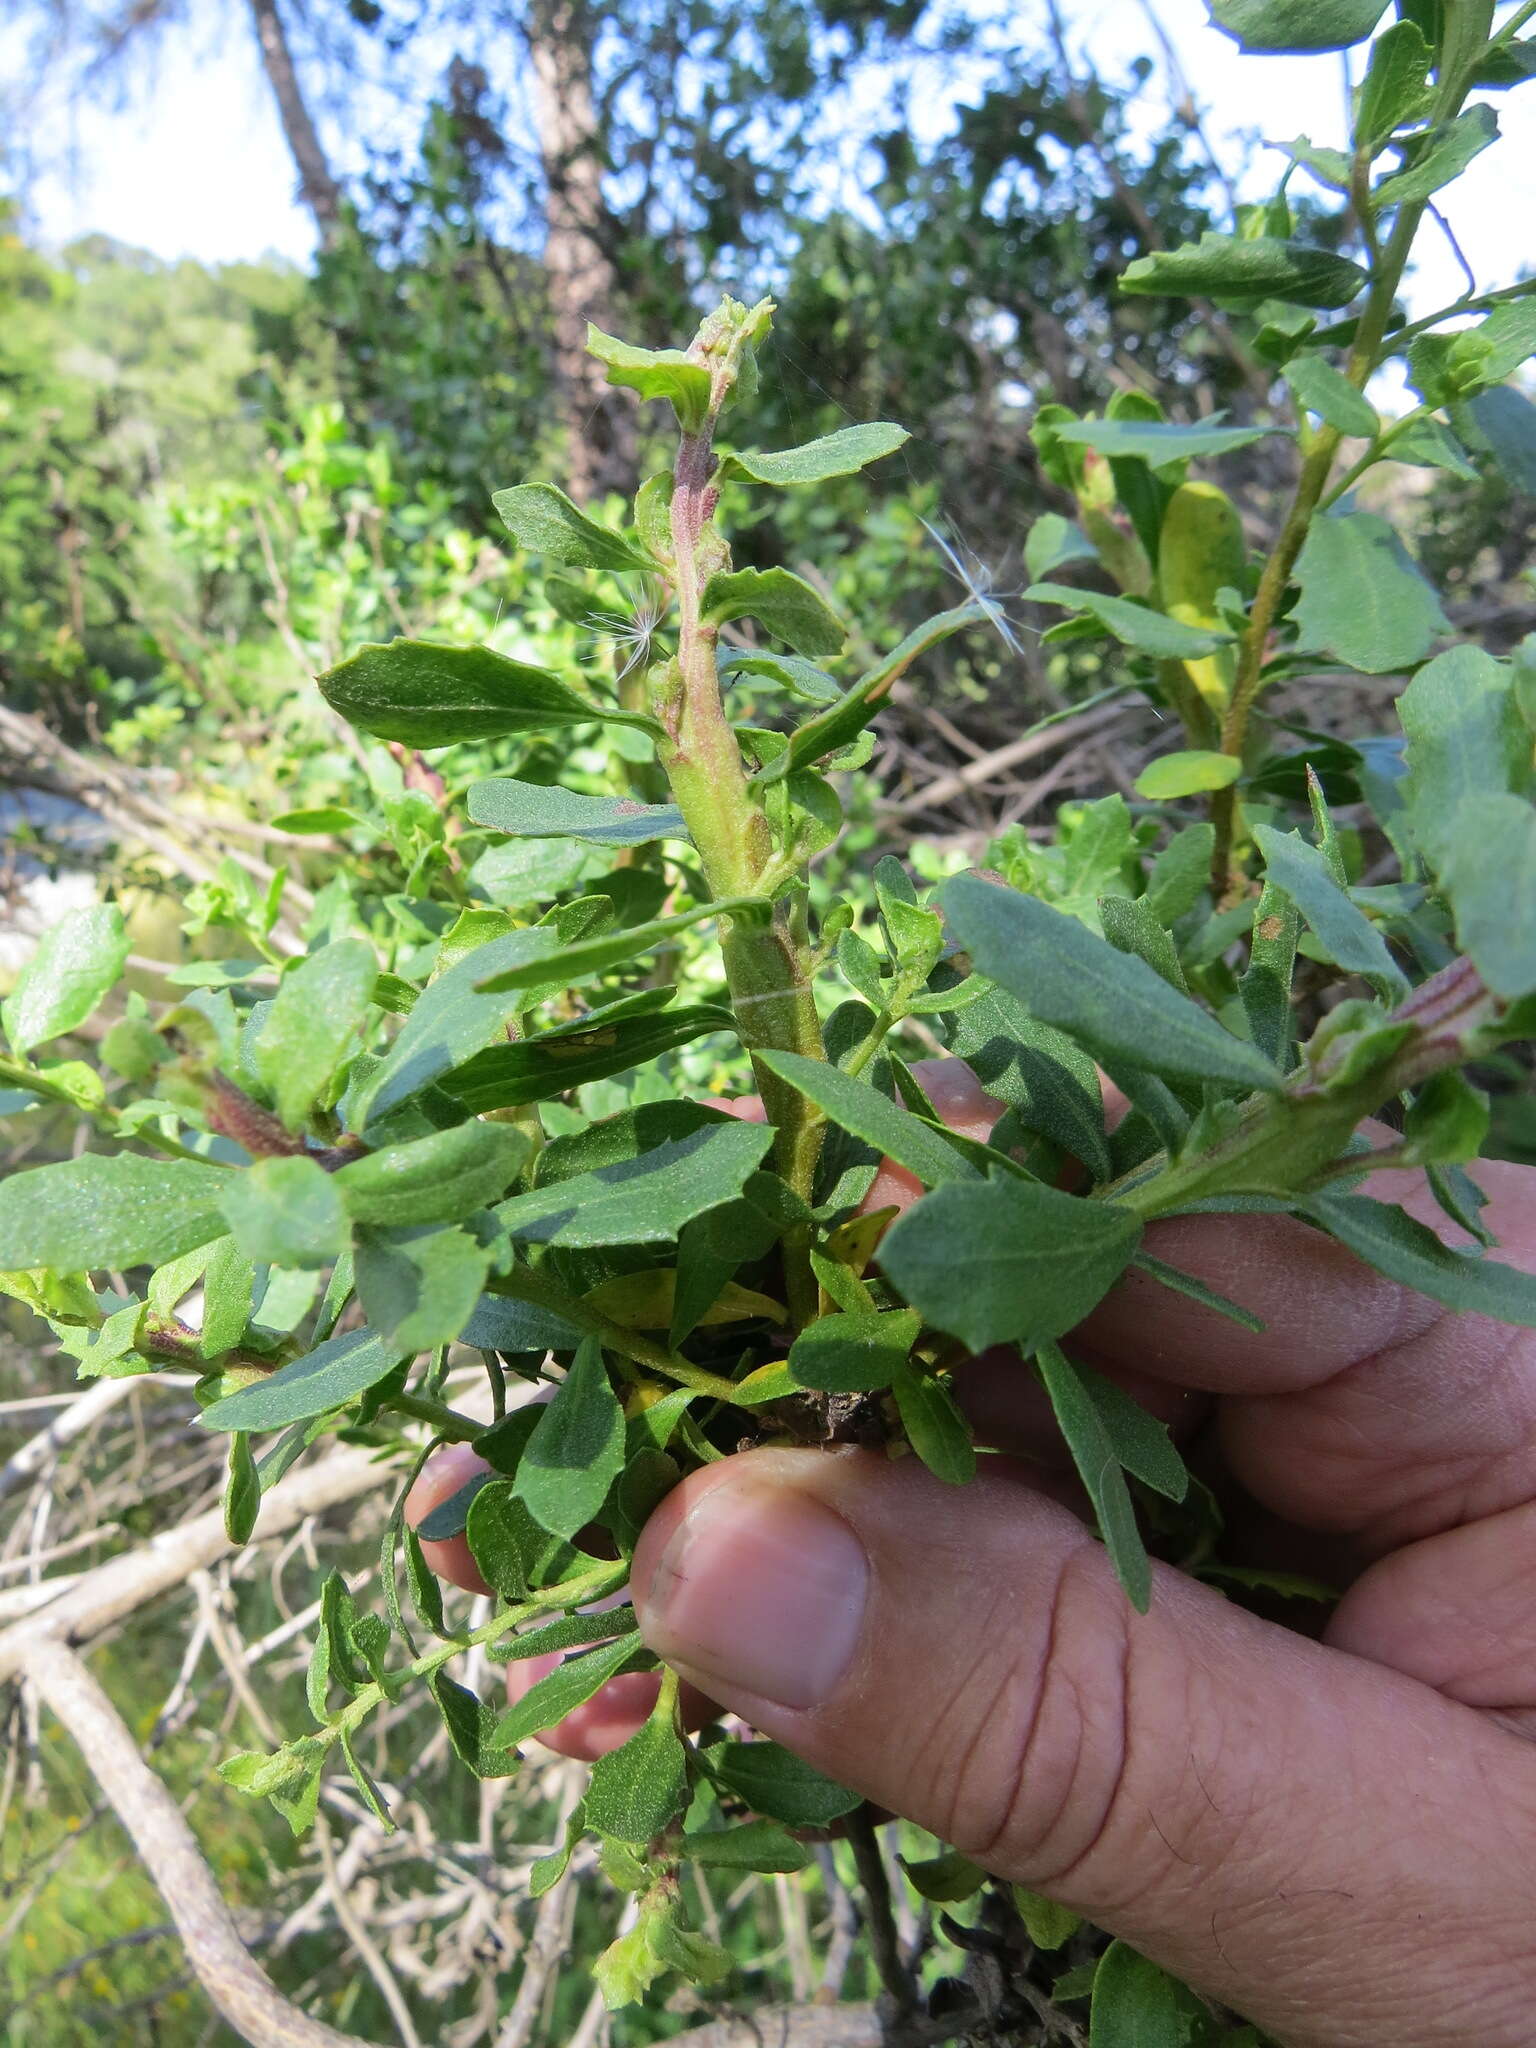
left=879, top=702, right=1141, bottom=823
left=25, top=1637, right=379, bottom=2047
left=659, top=2003, right=964, bottom=2048
left=0, top=1443, right=384, bottom=1687
left=0, top=1372, right=180, bottom=1504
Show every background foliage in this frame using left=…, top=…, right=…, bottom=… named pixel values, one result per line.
left=2, top=0, right=1535, bottom=2042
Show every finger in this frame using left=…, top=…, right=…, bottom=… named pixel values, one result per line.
left=405, top=1444, right=492, bottom=1596
left=633, top=1447, right=1536, bottom=2048
left=1329, top=1497, right=1536, bottom=1729
left=406, top=1452, right=719, bottom=1754
left=504, top=1649, right=719, bottom=1761
left=861, top=1057, right=1005, bottom=1219
left=702, top=1094, right=768, bottom=1122
left=1077, top=1156, right=1536, bottom=1553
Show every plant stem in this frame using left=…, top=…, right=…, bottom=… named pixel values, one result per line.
left=1108, top=954, right=1502, bottom=1219
left=326, top=1561, right=629, bottom=1746
left=846, top=1808, right=917, bottom=2016
left=1208, top=185, right=1434, bottom=894
left=387, top=1391, right=484, bottom=1443
left=649, top=346, right=828, bottom=1325
left=490, top=1261, right=743, bottom=1401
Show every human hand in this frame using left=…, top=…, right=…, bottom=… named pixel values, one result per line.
left=403, top=1058, right=1002, bottom=1759
left=625, top=1061, right=1536, bottom=2048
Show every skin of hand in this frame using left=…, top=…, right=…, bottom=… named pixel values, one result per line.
left=405, top=1060, right=1004, bottom=1758
left=627, top=1063, right=1536, bottom=2048
left=413, top=1056, right=1536, bottom=2046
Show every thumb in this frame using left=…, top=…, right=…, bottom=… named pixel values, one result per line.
left=631, top=1447, right=1536, bottom=2048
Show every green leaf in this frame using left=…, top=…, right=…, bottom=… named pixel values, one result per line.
left=496, top=1123, right=774, bottom=1249
left=2, top=904, right=128, bottom=1056
left=1282, top=356, right=1377, bottom=437
left=1144, top=824, right=1215, bottom=924
left=1466, top=385, right=1536, bottom=496
left=535, top=1101, right=731, bottom=1184
left=683, top=1820, right=811, bottom=1872
left=492, top=1633, right=656, bottom=1748
left=1307, top=1193, right=1536, bottom=1326
left=1027, top=583, right=1232, bottom=659
left=463, top=1291, right=581, bottom=1354
left=1099, top=896, right=1187, bottom=996
left=497, top=1607, right=641, bottom=1663
left=491, top=482, right=651, bottom=572
left=254, top=939, right=377, bottom=1134
left=1464, top=298, right=1536, bottom=385
left=427, top=1671, right=519, bottom=1780
left=702, top=1739, right=861, bottom=1826
left=586, top=325, right=712, bottom=431
left=755, top=1050, right=977, bottom=1189
left=218, top=1156, right=349, bottom=1270
left=900, top=1850, right=987, bottom=1903
left=1399, top=645, right=1527, bottom=864
left=200, top=1235, right=256, bottom=1356
left=583, top=1708, right=690, bottom=1842
left=1356, top=20, right=1433, bottom=149
left=514, top=1334, right=626, bottom=1540
left=700, top=567, right=846, bottom=658
left=1277, top=133, right=1352, bottom=189
left=950, top=990, right=1111, bottom=1180
left=441, top=1005, right=735, bottom=1113
left=0, top=1153, right=231, bottom=1271
left=880, top=1177, right=1141, bottom=1356
left=944, top=876, right=1280, bottom=1093
left=1024, top=513, right=1098, bottom=580
left=1209, top=0, right=1388, bottom=52
left=1035, top=1344, right=1152, bottom=1611
left=467, top=778, right=686, bottom=846
left=892, top=1361, right=976, bottom=1485
left=1252, top=826, right=1407, bottom=994
left=470, top=835, right=601, bottom=907
left=1387, top=417, right=1479, bottom=479
left=269, top=805, right=369, bottom=835
left=1049, top=417, right=1277, bottom=469
left=351, top=928, right=560, bottom=1129
left=1073, top=1355, right=1188, bottom=1500
left=222, top=1433, right=260, bottom=1545
left=1089, top=1942, right=1206, bottom=2045
left=200, top=1326, right=404, bottom=1432
left=788, top=1308, right=922, bottom=1391
left=1121, top=233, right=1368, bottom=309
left=335, top=1121, right=529, bottom=1227
left=471, top=896, right=760, bottom=995
left=355, top=1226, right=489, bottom=1352
left=717, top=422, right=909, bottom=486
left=718, top=649, right=842, bottom=703
left=1014, top=1889, right=1081, bottom=1948
left=1291, top=510, right=1448, bottom=673
left=751, top=604, right=983, bottom=785
left=1373, top=105, right=1499, bottom=208
left=1134, top=750, right=1242, bottom=799
left=1437, top=793, right=1536, bottom=999
left=317, top=638, right=656, bottom=749
left=466, top=1479, right=580, bottom=1596
left=1134, top=1253, right=1265, bottom=1332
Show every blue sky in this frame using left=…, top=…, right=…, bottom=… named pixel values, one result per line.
left=9, top=0, right=1531, bottom=328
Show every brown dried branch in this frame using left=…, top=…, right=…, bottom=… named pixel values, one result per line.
left=879, top=701, right=1141, bottom=824
left=0, top=1442, right=384, bottom=1686
left=25, top=1636, right=378, bottom=2048
left=660, top=2003, right=964, bottom=2048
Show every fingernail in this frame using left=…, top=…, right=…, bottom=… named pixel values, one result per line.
left=636, top=1475, right=869, bottom=1710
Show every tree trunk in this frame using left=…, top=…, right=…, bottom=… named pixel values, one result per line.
left=248, top=0, right=344, bottom=242
left=526, top=0, right=638, bottom=503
